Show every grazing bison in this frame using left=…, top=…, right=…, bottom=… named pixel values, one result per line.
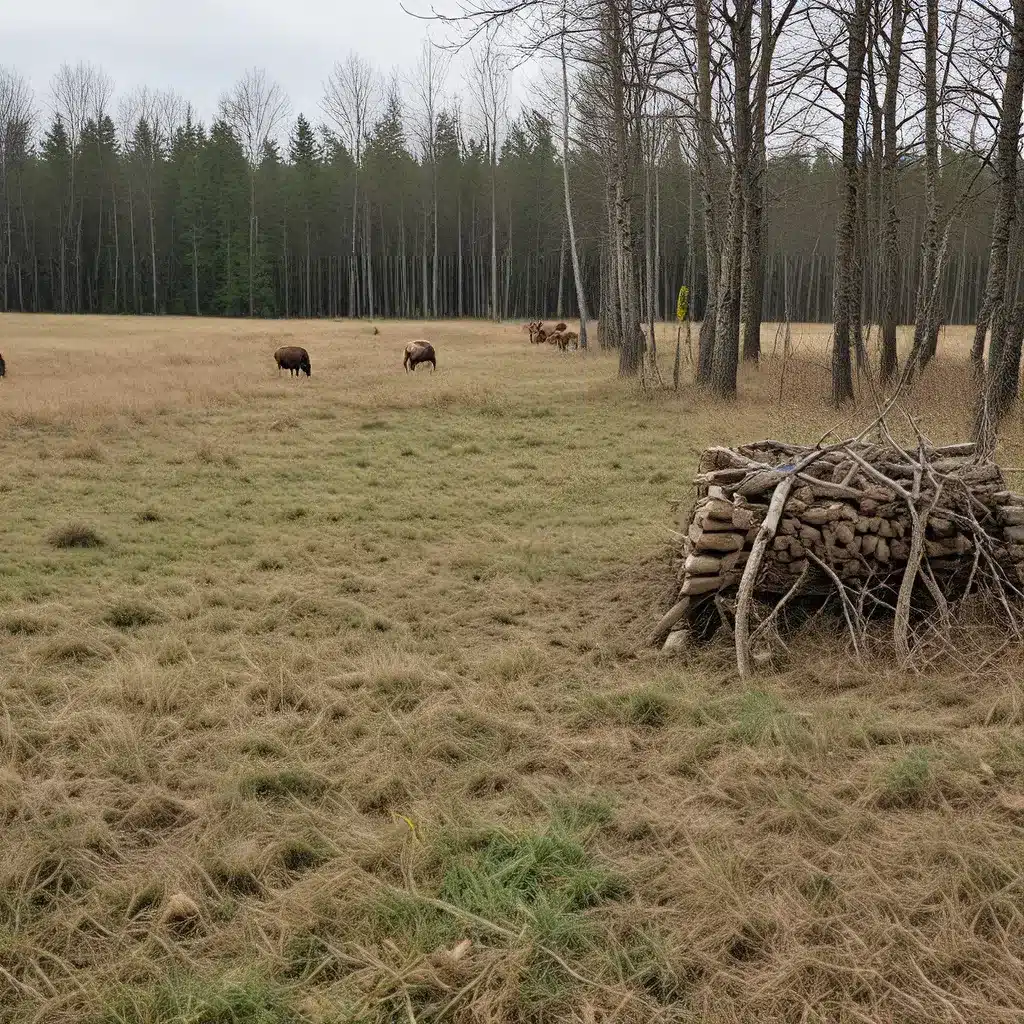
left=274, top=346, right=311, bottom=377
left=0, top=351, right=5, bottom=378
left=404, top=340, right=436, bottom=372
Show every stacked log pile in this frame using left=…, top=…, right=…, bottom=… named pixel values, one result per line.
left=654, top=437, right=1024, bottom=672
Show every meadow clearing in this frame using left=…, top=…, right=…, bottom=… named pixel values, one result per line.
left=2, top=314, right=1024, bottom=1023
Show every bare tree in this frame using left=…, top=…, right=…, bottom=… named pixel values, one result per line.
left=118, top=86, right=186, bottom=313
left=559, top=15, right=591, bottom=348
left=0, top=67, right=34, bottom=312
left=831, top=0, right=870, bottom=405
left=741, top=0, right=803, bottom=364
left=910, top=0, right=948, bottom=372
left=323, top=53, right=381, bottom=317
left=711, top=0, right=754, bottom=397
left=409, top=40, right=451, bottom=317
left=221, top=68, right=291, bottom=317
left=693, top=0, right=723, bottom=385
left=50, top=61, right=113, bottom=312
left=469, top=30, right=509, bottom=321
left=876, top=0, right=906, bottom=383
left=973, top=0, right=1024, bottom=430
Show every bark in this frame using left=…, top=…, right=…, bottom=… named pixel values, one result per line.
left=695, top=0, right=721, bottom=385
left=557, top=225, right=566, bottom=319
left=608, top=0, right=644, bottom=376
left=913, top=0, right=942, bottom=371
left=879, top=0, right=905, bottom=383
left=832, top=0, right=869, bottom=406
left=977, top=0, right=1024, bottom=417
left=742, top=0, right=791, bottom=363
left=711, top=0, right=753, bottom=398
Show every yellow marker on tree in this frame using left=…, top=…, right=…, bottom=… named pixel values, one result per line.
left=674, top=285, right=690, bottom=390
left=676, top=285, right=689, bottom=323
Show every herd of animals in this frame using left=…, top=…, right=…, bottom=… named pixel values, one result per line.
left=272, top=339, right=437, bottom=378
left=523, top=320, right=580, bottom=350
left=271, top=323, right=577, bottom=380
left=0, top=325, right=574, bottom=385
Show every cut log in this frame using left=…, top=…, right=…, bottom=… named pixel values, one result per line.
left=685, top=554, right=723, bottom=575
left=663, top=435, right=1024, bottom=670
left=681, top=575, right=725, bottom=596
left=695, top=531, right=745, bottom=554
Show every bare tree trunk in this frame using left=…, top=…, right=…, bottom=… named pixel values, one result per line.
left=248, top=173, right=255, bottom=317
left=913, top=0, right=942, bottom=370
left=974, top=0, right=1024, bottom=422
left=350, top=170, right=359, bottom=316
left=112, top=182, right=120, bottom=313
left=742, top=0, right=789, bottom=364
left=193, top=228, right=199, bottom=315
left=832, top=0, right=869, bottom=405
left=432, top=166, right=439, bottom=317
left=557, top=226, right=566, bottom=319
left=695, top=0, right=721, bottom=384
left=711, top=0, right=753, bottom=398
left=879, top=0, right=905, bottom=384
left=560, top=26, right=591, bottom=349
left=605, top=0, right=644, bottom=376
left=148, top=191, right=157, bottom=314
left=128, top=182, right=137, bottom=313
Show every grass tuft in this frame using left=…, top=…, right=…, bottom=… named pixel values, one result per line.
left=623, top=688, right=673, bottom=728
left=878, top=747, right=934, bottom=807
left=47, top=521, right=105, bottom=549
left=238, top=769, right=327, bottom=802
left=104, top=599, right=162, bottom=629
left=101, top=973, right=299, bottom=1024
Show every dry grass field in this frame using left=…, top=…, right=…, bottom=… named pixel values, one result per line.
left=3, top=313, right=1024, bottom=1024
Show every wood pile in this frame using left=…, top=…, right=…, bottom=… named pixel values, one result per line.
left=653, top=435, right=1024, bottom=674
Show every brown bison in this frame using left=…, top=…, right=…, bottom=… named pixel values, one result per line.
left=553, top=322, right=568, bottom=333
left=274, top=346, right=311, bottom=377
left=404, top=340, right=436, bottom=372
left=0, top=351, right=5, bottom=378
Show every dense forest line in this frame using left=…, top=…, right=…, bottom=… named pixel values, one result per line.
left=0, top=61, right=1007, bottom=327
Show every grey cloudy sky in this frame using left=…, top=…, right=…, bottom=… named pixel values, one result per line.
left=0, top=0, right=519, bottom=136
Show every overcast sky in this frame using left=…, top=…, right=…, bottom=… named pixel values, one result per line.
left=1, top=0, right=531, bottom=138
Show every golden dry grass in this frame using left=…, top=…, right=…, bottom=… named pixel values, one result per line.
left=2, top=313, right=1024, bottom=1023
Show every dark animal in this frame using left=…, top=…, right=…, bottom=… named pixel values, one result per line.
left=274, top=346, right=311, bottom=377
left=553, top=322, right=568, bottom=333
left=404, top=340, right=436, bottom=372
left=0, top=352, right=5, bottom=378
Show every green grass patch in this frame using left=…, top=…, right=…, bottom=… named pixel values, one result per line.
left=104, top=599, right=162, bottom=629
left=729, top=690, right=812, bottom=749
left=101, top=973, right=300, bottom=1024
left=878, top=748, right=934, bottom=808
left=238, top=769, right=327, bottom=802
left=622, top=688, right=674, bottom=728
